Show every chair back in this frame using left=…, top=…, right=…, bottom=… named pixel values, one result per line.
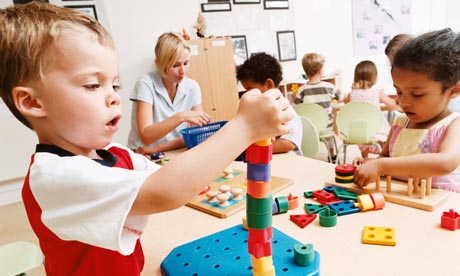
left=0, top=241, right=44, bottom=276
left=336, top=102, right=383, bottom=143
left=294, top=103, right=329, bottom=133
left=299, top=116, right=320, bottom=158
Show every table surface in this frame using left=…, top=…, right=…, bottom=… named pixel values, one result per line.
left=2, top=151, right=459, bottom=276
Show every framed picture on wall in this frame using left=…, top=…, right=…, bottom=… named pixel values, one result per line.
left=231, top=35, right=248, bottom=66
left=264, top=0, right=289, bottom=9
left=233, top=0, right=261, bottom=4
left=276, top=30, right=296, bottom=61
left=201, top=2, right=232, bottom=12
left=64, top=5, right=98, bottom=20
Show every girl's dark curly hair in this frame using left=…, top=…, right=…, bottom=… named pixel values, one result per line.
left=393, top=28, right=460, bottom=91
left=236, top=52, right=283, bottom=86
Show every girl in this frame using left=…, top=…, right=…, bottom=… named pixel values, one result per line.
left=127, top=32, right=211, bottom=154
left=353, top=28, right=460, bottom=193
left=344, top=60, right=396, bottom=158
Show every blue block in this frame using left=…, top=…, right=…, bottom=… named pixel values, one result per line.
left=247, top=163, right=271, bottom=181
left=328, top=200, right=360, bottom=216
left=161, top=225, right=320, bottom=276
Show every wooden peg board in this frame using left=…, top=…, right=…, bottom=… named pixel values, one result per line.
left=324, top=177, right=449, bottom=211
left=186, top=170, right=293, bottom=218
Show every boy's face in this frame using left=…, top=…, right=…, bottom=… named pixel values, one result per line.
left=23, top=29, right=121, bottom=156
left=392, top=67, right=453, bottom=124
left=241, top=79, right=271, bottom=93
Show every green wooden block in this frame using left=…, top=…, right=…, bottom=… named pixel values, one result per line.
left=334, top=189, right=358, bottom=201
left=304, top=203, right=328, bottom=214
left=304, top=191, right=315, bottom=198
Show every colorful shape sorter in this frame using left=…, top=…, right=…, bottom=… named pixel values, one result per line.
left=361, top=226, right=396, bottom=246
left=160, top=224, right=320, bottom=276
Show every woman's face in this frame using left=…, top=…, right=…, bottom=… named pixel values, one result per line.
left=164, top=50, right=190, bottom=84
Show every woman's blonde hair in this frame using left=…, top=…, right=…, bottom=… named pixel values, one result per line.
left=155, top=32, right=190, bottom=77
left=0, top=2, right=114, bottom=129
left=352, top=60, right=378, bottom=89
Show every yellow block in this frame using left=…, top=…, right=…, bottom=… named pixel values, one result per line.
left=362, top=226, right=396, bottom=246
left=254, top=138, right=272, bottom=146
left=250, top=255, right=274, bottom=274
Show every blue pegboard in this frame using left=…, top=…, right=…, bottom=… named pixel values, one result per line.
left=161, top=224, right=320, bottom=276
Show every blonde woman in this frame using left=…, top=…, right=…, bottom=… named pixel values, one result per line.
left=128, top=32, right=210, bottom=154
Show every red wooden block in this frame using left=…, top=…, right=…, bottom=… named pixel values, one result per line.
left=441, top=209, right=460, bottom=231
left=248, top=227, right=273, bottom=243
left=246, top=143, right=272, bottom=164
left=290, top=214, right=317, bottom=228
left=247, top=240, right=272, bottom=259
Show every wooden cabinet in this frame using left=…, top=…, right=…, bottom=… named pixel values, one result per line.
left=187, top=37, right=239, bottom=122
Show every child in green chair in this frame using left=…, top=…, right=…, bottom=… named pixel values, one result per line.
left=353, top=28, right=460, bottom=193
left=344, top=60, right=396, bottom=158
left=0, top=3, right=293, bottom=275
left=236, top=52, right=303, bottom=155
left=295, top=53, right=341, bottom=161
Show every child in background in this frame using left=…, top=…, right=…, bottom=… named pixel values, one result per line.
left=0, top=2, right=293, bottom=275
left=236, top=52, right=303, bottom=155
left=353, top=28, right=460, bottom=193
left=295, top=52, right=341, bottom=161
left=384, top=33, right=412, bottom=64
left=344, top=60, right=396, bottom=158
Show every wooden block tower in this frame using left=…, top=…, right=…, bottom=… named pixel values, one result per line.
left=246, top=139, right=275, bottom=275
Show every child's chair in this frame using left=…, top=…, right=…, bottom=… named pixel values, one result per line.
left=0, top=241, right=44, bottom=276
left=299, top=116, right=320, bottom=158
left=294, top=103, right=338, bottom=163
left=335, top=102, right=384, bottom=164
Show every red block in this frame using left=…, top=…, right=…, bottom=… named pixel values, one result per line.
left=247, top=239, right=272, bottom=259
left=290, top=214, right=317, bottom=228
left=248, top=227, right=273, bottom=243
left=246, top=143, right=272, bottom=164
left=441, top=209, right=460, bottom=231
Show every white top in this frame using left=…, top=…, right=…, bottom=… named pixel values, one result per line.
left=29, top=143, right=159, bottom=255
left=281, top=107, right=303, bottom=156
left=127, top=71, right=202, bottom=149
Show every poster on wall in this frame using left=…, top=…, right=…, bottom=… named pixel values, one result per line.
left=352, top=0, right=412, bottom=56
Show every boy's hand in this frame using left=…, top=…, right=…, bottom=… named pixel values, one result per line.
left=236, top=88, right=293, bottom=142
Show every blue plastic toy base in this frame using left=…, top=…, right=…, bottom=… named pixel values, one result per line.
left=161, top=224, right=320, bottom=276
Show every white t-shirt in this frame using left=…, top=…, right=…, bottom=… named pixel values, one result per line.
left=127, top=71, right=202, bottom=149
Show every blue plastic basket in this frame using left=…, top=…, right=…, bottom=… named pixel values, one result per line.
left=180, top=121, right=228, bottom=149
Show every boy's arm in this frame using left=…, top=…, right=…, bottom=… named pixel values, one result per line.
left=130, top=88, right=293, bottom=215
left=354, top=117, right=460, bottom=187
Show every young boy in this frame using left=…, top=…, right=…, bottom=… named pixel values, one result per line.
left=0, top=2, right=292, bottom=275
left=295, top=52, right=341, bottom=161
left=236, top=52, right=303, bottom=155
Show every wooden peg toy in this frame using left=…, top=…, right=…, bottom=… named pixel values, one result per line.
left=230, top=187, right=244, bottom=200
left=216, top=193, right=230, bottom=207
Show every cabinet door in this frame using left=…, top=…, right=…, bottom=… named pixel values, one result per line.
left=204, top=37, right=239, bottom=121
left=188, top=39, right=216, bottom=118
left=188, top=38, right=239, bottom=122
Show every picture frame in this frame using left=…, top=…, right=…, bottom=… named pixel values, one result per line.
left=231, top=35, right=249, bottom=66
left=233, top=0, right=261, bottom=4
left=201, top=2, right=232, bottom=12
left=276, top=30, right=296, bottom=61
left=64, top=5, right=98, bottom=20
left=264, top=0, right=289, bottom=10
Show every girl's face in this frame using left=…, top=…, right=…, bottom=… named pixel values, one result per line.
left=32, top=29, right=121, bottom=157
left=392, top=67, right=453, bottom=126
left=164, top=50, right=190, bottom=84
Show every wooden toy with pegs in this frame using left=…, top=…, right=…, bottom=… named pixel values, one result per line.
left=325, top=165, right=449, bottom=211
left=186, top=169, right=293, bottom=218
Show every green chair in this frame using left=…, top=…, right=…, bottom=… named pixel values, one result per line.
left=335, top=101, right=384, bottom=164
left=0, top=241, right=44, bottom=276
left=299, top=116, right=320, bottom=158
left=294, top=103, right=338, bottom=163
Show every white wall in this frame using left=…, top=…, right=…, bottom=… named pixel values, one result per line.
left=1, top=0, right=459, bottom=203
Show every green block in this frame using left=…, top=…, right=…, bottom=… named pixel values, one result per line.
left=304, top=191, right=315, bottom=198
left=304, top=203, right=328, bottom=214
left=333, top=189, right=358, bottom=201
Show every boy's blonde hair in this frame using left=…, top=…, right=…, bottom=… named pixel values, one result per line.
left=155, top=32, right=190, bottom=78
left=352, top=60, right=378, bottom=89
left=0, top=2, right=114, bottom=129
left=301, top=53, right=325, bottom=77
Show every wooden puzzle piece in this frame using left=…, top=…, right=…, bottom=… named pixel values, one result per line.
left=362, top=226, right=396, bottom=246
left=290, top=214, right=317, bottom=228
left=328, top=200, right=360, bottom=216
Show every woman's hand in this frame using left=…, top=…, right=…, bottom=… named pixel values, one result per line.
left=179, top=110, right=211, bottom=126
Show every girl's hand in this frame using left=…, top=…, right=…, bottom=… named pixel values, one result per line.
left=179, top=110, right=211, bottom=126
left=353, top=160, right=382, bottom=188
left=352, top=157, right=364, bottom=166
